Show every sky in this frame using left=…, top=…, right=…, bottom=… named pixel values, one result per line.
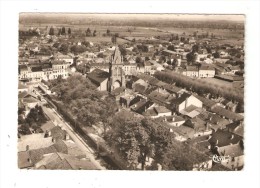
left=20, top=13, right=245, bottom=23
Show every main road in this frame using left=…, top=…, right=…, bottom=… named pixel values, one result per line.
left=41, top=102, right=106, bottom=170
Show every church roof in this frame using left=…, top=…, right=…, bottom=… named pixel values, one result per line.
left=87, top=69, right=110, bottom=84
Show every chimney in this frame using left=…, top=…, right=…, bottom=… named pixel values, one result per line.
left=26, top=145, right=29, bottom=151
left=27, top=158, right=32, bottom=164
left=157, top=163, right=162, bottom=171
left=65, top=133, right=70, bottom=140
left=164, top=116, right=167, bottom=122
left=172, top=116, right=175, bottom=122
left=230, top=134, right=234, bottom=140
left=216, top=139, right=219, bottom=145
left=48, top=131, right=51, bottom=137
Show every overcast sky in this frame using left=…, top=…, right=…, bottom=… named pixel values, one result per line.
left=20, top=13, right=245, bottom=22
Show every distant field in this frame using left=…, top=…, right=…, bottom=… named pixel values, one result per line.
left=19, top=23, right=244, bottom=45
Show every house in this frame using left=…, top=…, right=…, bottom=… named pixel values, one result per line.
left=18, top=133, right=54, bottom=152
left=183, top=66, right=199, bottom=77
left=120, top=93, right=141, bottom=108
left=143, top=106, right=172, bottom=118
left=210, top=106, right=244, bottom=121
left=180, top=104, right=204, bottom=118
left=87, top=68, right=110, bottom=91
left=208, top=129, right=243, bottom=148
left=130, top=99, right=154, bottom=115
left=51, top=60, right=70, bottom=79
left=22, top=96, right=39, bottom=109
left=171, top=93, right=202, bottom=113
left=170, top=125, right=195, bottom=141
left=148, top=90, right=175, bottom=106
left=34, top=152, right=98, bottom=170
left=56, top=54, right=74, bottom=65
left=18, top=82, right=29, bottom=93
left=215, top=143, right=244, bottom=170
left=193, top=94, right=217, bottom=111
left=198, top=111, right=230, bottom=131
left=185, top=116, right=212, bottom=137
left=159, top=115, right=185, bottom=127
left=199, top=65, right=215, bottom=78
left=225, top=121, right=244, bottom=137
left=214, top=58, right=230, bottom=64
left=230, top=65, right=241, bottom=74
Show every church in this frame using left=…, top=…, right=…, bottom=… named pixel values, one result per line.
left=87, top=46, right=126, bottom=92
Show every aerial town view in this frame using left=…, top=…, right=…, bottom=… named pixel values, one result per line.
left=18, top=13, right=244, bottom=171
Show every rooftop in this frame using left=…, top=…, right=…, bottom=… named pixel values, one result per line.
left=211, top=106, right=244, bottom=121
left=208, top=129, right=243, bottom=147
left=18, top=133, right=54, bottom=152
left=87, top=68, right=110, bottom=84
left=217, top=144, right=244, bottom=157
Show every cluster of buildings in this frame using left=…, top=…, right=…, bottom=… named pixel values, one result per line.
left=76, top=44, right=244, bottom=170
left=18, top=124, right=97, bottom=170
left=19, top=60, right=71, bottom=82
left=18, top=25, right=244, bottom=170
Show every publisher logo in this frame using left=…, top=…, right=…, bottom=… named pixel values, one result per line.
left=211, top=154, right=230, bottom=163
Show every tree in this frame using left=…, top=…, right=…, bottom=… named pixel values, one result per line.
left=57, top=28, right=61, bottom=36
left=93, top=30, right=97, bottom=37
left=186, top=52, right=196, bottom=63
left=49, top=27, right=54, bottom=35
left=86, top=28, right=92, bottom=37
left=135, top=56, right=142, bottom=64
left=61, top=27, right=66, bottom=35
left=59, top=43, right=69, bottom=54
left=212, top=51, right=220, bottom=58
left=111, top=35, right=117, bottom=44
left=167, top=45, right=175, bottom=51
left=192, top=44, right=199, bottom=53
left=68, top=28, right=71, bottom=35
left=106, top=29, right=111, bottom=36
left=119, top=45, right=127, bottom=56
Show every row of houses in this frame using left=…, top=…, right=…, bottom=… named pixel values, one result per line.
left=19, top=60, right=70, bottom=81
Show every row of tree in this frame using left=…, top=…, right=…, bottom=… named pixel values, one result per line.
left=49, top=26, right=72, bottom=36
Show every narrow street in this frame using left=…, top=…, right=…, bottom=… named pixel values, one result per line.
left=41, top=103, right=106, bottom=170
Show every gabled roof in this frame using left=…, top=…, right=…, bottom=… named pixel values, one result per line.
left=23, top=96, right=38, bottom=104
left=208, top=129, right=243, bottom=147
left=18, top=91, right=29, bottom=99
left=199, top=65, right=215, bottom=71
left=131, top=99, right=154, bottom=114
left=50, top=126, right=67, bottom=141
left=18, top=82, right=28, bottom=90
left=18, top=151, right=34, bottom=169
left=31, top=66, right=43, bottom=72
left=154, top=106, right=171, bottom=114
left=18, top=133, right=54, bottom=152
left=162, top=84, right=182, bottom=94
left=186, top=66, right=198, bottom=72
left=225, top=121, right=244, bottom=137
left=217, top=144, right=243, bottom=157
left=194, top=95, right=217, bottom=108
left=87, top=68, right=110, bottom=84
left=171, top=92, right=191, bottom=105
left=211, top=106, right=244, bottom=121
